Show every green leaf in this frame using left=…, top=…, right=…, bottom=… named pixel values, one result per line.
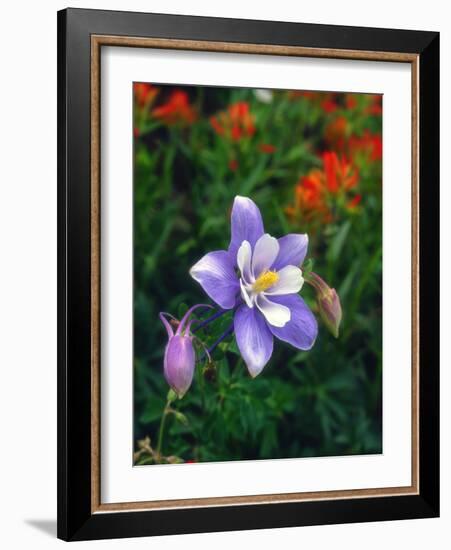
left=327, top=220, right=351, bottom=264
left=177, top=303, right=189, bottom=319
left=260, top=423, right=278, bottom=457
left=176, top=238, right=196, bottom=256
left=140, top=397, right=165, bottom=424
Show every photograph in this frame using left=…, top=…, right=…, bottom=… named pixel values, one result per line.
left=52, top=5, right=439, bottom=542
left=132, top=82, right=383, bottom=466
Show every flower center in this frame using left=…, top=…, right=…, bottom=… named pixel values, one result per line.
left=252, top=270, right=279, bottom=293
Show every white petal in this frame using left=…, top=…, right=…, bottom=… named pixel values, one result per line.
left=237, top=240, right=253, bottom=283
left=251, top=233, right=279, bottom=277
left=264, top=265, right=304, bottom=295
left=240, top=278, right=254, bottom=308
left=256, top=294, right=291, bottom=327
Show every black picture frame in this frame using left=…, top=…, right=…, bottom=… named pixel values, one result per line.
left=57, top=7, right=439, bottom=541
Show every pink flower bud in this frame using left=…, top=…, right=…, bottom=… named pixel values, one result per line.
left=163, top=334, right=195, bottom=398
left=159, top=304, right=212, bottom=398
left=305, top=272, right=342, bottom=338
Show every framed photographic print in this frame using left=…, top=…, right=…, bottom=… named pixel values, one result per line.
left=57, top=8, right=439, bottom=541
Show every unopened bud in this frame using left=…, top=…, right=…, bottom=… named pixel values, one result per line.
left=305, top=272, right=342, bottom=338
left=163, top=335, right=195, bottom=398
left=159, top=304, right=212, bottom=398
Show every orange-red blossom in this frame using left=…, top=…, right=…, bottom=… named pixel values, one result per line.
left=152, top=90, right=197, bottom=125
left=322, top=151, right=359, bottom=193
left=134, top=83, right=159, bottom=107
left=259, top=143, right=277, bottom=154
left=286, top=151, right=360, bottom=224
left=325, top=116, right=382, bottom=164
left=286, top=169, right=332, bottom=224
left=210, top=101, right=256, bottom=141
left=349, top=131, right=382, bottom=162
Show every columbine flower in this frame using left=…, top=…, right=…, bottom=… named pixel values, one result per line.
left=189, top=196, right=317, bottom=377
left=160, top=304, right=210, bottom=397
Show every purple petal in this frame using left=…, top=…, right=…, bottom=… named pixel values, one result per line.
left=272, top=234, right=309, bottom=271
left=178, top=303, right=213, bottom=335
left=159, top=312, right=175, bottom=338
left=228, top=196, right=265, bottom=263
left=268, top=294, right=318, bottom=350
left=234, top=305, right=273, bottom=377
left=190, top=250, right=239, bottom=309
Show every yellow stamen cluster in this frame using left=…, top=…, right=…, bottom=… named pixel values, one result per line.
left=253, top=270, right=279, bottom=293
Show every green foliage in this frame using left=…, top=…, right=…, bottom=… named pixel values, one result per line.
left=133, top=85, right=382, bottom=463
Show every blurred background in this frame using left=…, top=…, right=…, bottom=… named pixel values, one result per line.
left=133, top=83, right=382, bottom=464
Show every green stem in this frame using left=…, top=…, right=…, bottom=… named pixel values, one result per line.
left=156, top=392, right=175, bottom=462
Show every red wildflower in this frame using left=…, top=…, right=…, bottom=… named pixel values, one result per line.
left=286, top=152, right=360, bottom=225
left=347, top=194, right=362, bottom=210
left=325, top=116, right=348, bottom=152
left=322, top=151, right=359, bottom=193
left=228, top=159, right=239, bottom=171
left=345, top=94, right=358, bottom=110
left=365, top=94, right=383, bottom=116
left=371, top=134, right=383, bottom=161
left=210, top=101, right=255, bottom=141
left=286, top=170, right=332, bottom=224
left=152, top=90, right=197, bottom=125
left=321, top=98, right=338, bottom=114
left=349, top=131, right=382, bottom=162
left=231, top=125, right=242, bottom=140
left=134, top=83, right=159, bottom=107
left=298, top=172, right=325, bottom=208
left=288, top=90, right=316, bottom=100
left=259, top=143, right=277, bottom=154
left=323, top=152, right=339, bottom=192
left=210, top=116, right=224, bottom=136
